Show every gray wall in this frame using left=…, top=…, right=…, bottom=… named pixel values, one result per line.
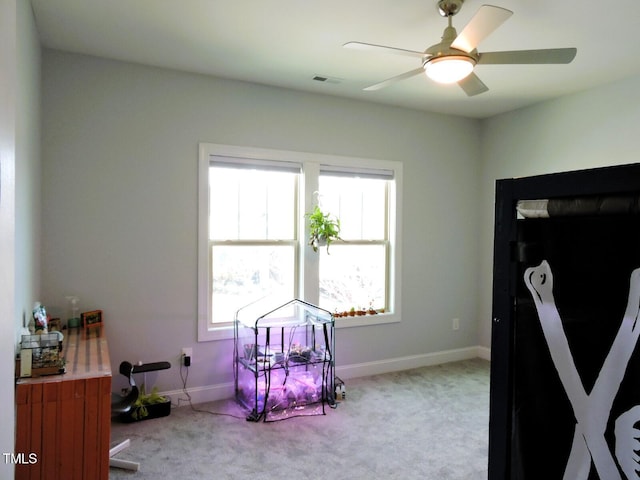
left=40, top=50, right=482, bottom=394
left=477, top=73, right=640, bottom=348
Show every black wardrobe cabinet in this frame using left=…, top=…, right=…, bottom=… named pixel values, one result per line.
left=489, top=163, right=640, bottom=480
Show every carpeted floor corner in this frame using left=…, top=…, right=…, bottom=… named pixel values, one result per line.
left=109, top=358, right=490, bottom=479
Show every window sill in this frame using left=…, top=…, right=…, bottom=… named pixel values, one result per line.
left=198, top=324, right=235, bottom=342
left=335, top=312, right=400, bottom=329
left=198, top=312, right=400, bottom=342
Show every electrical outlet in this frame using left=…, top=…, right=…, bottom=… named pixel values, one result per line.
left=452, top=318, right=460, bottom=331
left=182, top=347, right=192, bottom=365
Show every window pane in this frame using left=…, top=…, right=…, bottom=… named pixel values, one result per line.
left=211, top=245, right=295, bottom=324
left=210, top=167, right=296, bottom=240
left=318, top=176, right=386, bottom=240
left=319, top=244, right=386, bottom=314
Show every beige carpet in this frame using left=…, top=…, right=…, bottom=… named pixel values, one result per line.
left=109, top=358, right=490, bottom=479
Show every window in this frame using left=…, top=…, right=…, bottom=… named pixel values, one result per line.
left=317, top=173, right=390, bottom=314
left=198, top=144, right=402, bottom=341
left=209, top=165, right=299, bottom=325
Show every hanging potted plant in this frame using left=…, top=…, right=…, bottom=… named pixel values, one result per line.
left=306, top=204, right=341, bottom=253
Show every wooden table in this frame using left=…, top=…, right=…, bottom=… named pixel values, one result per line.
left=15, top=328, right=112, bottom=480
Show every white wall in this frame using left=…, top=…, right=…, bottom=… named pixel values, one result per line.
left=477, top=73, right=640, bottom=348
left=1, top=0, right=40, bottom=474
left=0, top=0, right=17, bottom=472
left=15, top=0, right=41, bottom=344
left=41, top=50, right=483, bottom=395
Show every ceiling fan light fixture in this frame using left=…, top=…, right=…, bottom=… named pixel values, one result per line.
left=424, top=55, right=475, bottom=84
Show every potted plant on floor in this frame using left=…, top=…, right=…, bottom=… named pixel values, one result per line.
left=306, top=204, right=341, bottom=253
left=126, top=385, right=171, bottom=422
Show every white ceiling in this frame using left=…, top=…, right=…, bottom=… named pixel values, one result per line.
left=30, top=0, right=640, bottom=119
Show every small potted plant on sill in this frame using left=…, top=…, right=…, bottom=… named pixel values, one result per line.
left=306, top=204, right=341, bottom=254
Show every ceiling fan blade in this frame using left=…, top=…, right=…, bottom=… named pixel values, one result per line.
left=451, top=5, right=513, bottom=53
left=363, top=67, right=425, bottom=91
left=458, top=72, right=489, bottom=96
left=478, top=48, right=577, bottom=64
left=344, top=41, right=427, bottom=58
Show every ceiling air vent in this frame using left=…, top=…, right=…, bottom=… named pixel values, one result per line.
left=312, top=75, right=342, bottom=84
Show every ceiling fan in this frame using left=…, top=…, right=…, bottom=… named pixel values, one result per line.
left=344, top=0, right=577, bottom=96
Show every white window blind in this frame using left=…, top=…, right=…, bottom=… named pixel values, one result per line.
left=211, top=155, right=302, bottom=174
left=320, top=164, right=394, bottom=180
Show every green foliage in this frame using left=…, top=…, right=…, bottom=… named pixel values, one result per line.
left=306, top=204, right=341, bottom=253
left=131, top=384, right=168, bottom=420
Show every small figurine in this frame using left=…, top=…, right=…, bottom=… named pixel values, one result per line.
left=32, top=302, right=48, bottom=333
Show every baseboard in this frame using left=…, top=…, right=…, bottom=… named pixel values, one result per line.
left=164, top=382, right=236, bottom=406
left=163, top=345, right=490, bottom=405
left=476, top=345, right=491, bottom=361
left=335, top=345, right=489, bottom=380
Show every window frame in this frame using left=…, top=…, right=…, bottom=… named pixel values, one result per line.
left=198, top=143, right=402, bottom=341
